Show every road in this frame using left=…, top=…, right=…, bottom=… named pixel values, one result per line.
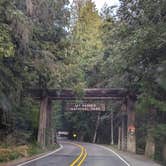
left=18, top=142, right=129, bottom=166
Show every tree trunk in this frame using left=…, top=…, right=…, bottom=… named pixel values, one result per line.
left=127, top=96, right=136, bottom=153
left=26, top=0, right=33, bottom=16
left=121, top=103, right=127, bottom=151
left=118, top=127, right=122, bottom=150
left=93, top=112, right=100, bottom=143
left=46, top=99, right=55, bottom=146
left=122, top=115, right=127, bottom=151
left=145, top=131, right=155, bottom=158
left=145, top=108, right=156, bottom=159
left=111, top=111, right=114, bottom=145
left=163, top=144, right=166, bottom=165
left=37, top=96, right=48, bottom=148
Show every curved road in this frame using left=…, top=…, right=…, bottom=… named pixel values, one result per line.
left=18, top=142, right=130, bottom=166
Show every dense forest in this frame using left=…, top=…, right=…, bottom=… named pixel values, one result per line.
left=0, top=0, right=166, bottom=164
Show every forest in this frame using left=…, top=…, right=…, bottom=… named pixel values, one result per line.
left=0, top=0, right=166, bottom=165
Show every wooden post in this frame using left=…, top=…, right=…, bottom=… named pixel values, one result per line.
left=127, top=95, right=136, bottom=153
left=37, top=96, right=48, bottom=148
left=46, top=99, right=55, bottom=146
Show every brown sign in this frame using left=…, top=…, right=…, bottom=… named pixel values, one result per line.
left=66, top=103, right=105, bottom=112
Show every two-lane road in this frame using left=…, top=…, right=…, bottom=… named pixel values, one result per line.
left=18, top=142, right=130, bottom=166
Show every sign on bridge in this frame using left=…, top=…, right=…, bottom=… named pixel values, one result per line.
left=66, top=103, right=105, bottom=112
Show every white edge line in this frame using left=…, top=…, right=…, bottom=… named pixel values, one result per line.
left=17, top=144, right=63, bottom=166
left=95, top=144, right=131, bottom=166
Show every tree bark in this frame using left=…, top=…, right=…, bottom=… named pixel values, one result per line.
left=127, top=96, right=136, bottom=153
left=93, top=112, right=101, bottom=143
left=111, top=111, right=114, bottom=145
left=26, top=0, right=33, bottom=16
left=145, top=131, right=155, bottom=158
left=46, top=99, right=55, bottom=146
left=37, top=96, right=48, bottom=148
left=122, top=115, right=127, bottom=151
left=145, top=108, right=156, bottom=158
left=121, top=103, right=127, bottom=151
left=163, top=144, right=166, bottom=165
left=118, top=127, right=122, bottom=150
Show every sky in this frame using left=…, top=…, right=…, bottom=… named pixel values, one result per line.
left=92, top=0, right=120, bottom=11
left=69, top=0, right=120, bottom=11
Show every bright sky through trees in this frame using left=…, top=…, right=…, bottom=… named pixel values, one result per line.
left=92, top=0, right=120, bottom=10
left=69, top=0, right=120, bottom=11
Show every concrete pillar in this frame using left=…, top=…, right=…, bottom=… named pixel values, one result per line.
left=127, top=95, right=136, bottom=153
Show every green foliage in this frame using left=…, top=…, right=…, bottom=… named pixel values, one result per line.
left=0, top=0, right=70, bottom=147
left=0, top=1, right=165, bottom=164
left=100, top=1, right=166, bottom=162
left=101, top=0, right=166, bottom=99
left=0, top=150, right=20, bottom=163
left=0, top=24, right=15, bottom=57
left=70, top=0, right=103, bottom=86
left=28, top=143, right=43, bottom=156
left=64, top=111, right=97, bottom=141
left=154, top=124, right=166, bottom=162
left=136, top=94, right=166, bottom=112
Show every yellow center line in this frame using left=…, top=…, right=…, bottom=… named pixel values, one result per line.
left=77, top=149, right=87, bottom=166
left=69, top=143, right=85, bottom=166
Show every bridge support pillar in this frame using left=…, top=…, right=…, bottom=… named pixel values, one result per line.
left=37, top=96, right=54, bottom=148
left=127, top=95, right=136, bottom=153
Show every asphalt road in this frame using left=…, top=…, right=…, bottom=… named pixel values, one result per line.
left=18, top=142, right=129, bottom=166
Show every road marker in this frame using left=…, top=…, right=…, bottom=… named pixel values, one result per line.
left=77, top=149, right=87, bottom=166
left=69, top=142, right=87, bottom=166
left=95, top=144, right=131, bottom=166
left=17, top=144, right=63, bottom=166
left=69, top=143, right=84, bottom=166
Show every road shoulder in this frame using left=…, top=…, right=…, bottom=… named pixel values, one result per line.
left=0, top=145, right=63, bottom=166
left=103, top=145, right=161, bottom=166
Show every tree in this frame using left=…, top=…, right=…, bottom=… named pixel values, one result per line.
left=72, top=0, right=103, bottom=72
left=0, top=0, right=70, bottom=144
left=100, top=0, right=166, bottom=162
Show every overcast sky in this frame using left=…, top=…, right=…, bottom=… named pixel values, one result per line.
left=92, top=0, right=120, bottom=11
left=69, top=0, right=120, bottom=11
